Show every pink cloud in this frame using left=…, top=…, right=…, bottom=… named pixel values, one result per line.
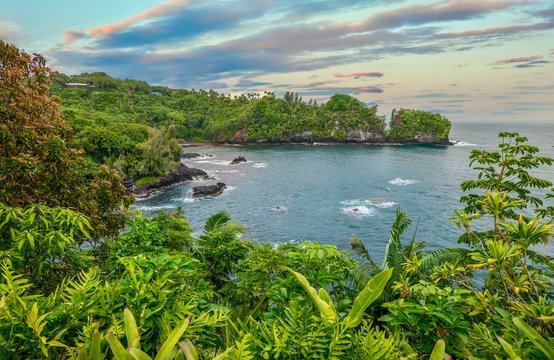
left=88, top=0, right=190, bottom=37
left=352, top=86, right=384, bottom=94
left=334, top=71, right=384, bottom=78
left=489, top=55, right=542, bottom=66
left=61, top=30, right=87, bottom=45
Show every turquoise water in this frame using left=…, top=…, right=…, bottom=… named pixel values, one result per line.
left=133, top=122, right=554, bottom=257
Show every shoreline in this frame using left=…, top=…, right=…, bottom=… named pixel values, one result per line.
left=181, top=140, right=454, bottom=147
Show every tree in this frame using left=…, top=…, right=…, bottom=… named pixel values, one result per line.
left=0, top=41, right=129, bottom=240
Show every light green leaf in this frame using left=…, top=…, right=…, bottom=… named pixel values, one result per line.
left=124, top=308, right=141, bottom=349
left=106, top=333, right=134, bottom=360
left=153, top=317, right=190, bottom=360
left=346, top=268, right=392, bottom=328
left=496, top=335, right=521, bottom=360
left=513, top=317, right=554, bottom=359
left=286, top=267, right=337, bottom=324
left=429, top=339, right=445, bottom=360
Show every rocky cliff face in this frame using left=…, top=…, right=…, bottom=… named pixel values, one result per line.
left=345, top=129, right=386, bottom=142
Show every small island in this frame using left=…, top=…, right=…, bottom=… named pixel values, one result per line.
left=48, top=72, right=452, bottom=192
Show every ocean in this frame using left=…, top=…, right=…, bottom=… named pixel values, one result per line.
left=133, top=122, right=554, bottom=258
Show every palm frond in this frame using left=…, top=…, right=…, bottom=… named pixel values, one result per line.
left=203, top=211, right=231, bottom=233
left=351, top=236, right=378, bottom=268
left=418, top=247, right=471, bottom=272
left=382, top=208, right=411, bottom=270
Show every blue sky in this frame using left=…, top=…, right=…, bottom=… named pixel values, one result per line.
left=1, top=0, right=553, bottom=122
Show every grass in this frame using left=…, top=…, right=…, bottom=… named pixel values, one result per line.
left=135, top=176, right=158, bottom=187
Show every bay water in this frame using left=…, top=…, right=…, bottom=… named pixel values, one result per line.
left=133, top=122, right=554, bottom=258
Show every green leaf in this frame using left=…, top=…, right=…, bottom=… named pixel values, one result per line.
left=286, top=267, right=337, bottom=324
left=88, top=329, right=102, bottom=360
left=496, top=335, right=521, bottom=360
left=106, top=333, right=134, bottom=360
left=429, top=339, right=445, bottom=360
left=177, top=339, right=198, bottom=360
left=346, top=269, right=392, bottom=328
left=124, top=308, right=141, bottom=349
left=513, top=317, right=554, bottom=359
left=128, top=347, right=152, bottom=360
left=153, top=317, right=190, bottom=360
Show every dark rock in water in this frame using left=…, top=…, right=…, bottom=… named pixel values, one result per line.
left=230, top=156, right=247, bottom=165
left=192, top=182, right=226, bottom=198
left=182, top=152, right=201, bottom=159
left=133, top=164, right=209, bottom=198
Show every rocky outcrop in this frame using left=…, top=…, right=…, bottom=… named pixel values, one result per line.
left=182, top=152, right=201, bottom=159
left=345, top=129, right=385, bottom=142
left=412, top=132, right=451, bottom=145
left=133, top=164, right=209, bottom=198
left=230, top=156, right=247, bottom=165
left=192, top=182, right=226, bottom=198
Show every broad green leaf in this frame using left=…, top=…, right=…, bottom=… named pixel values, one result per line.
left=496, top=335, right=521, bottom=360
left=429, top=339, right=445, bottom=360
left=513, top=317, right=554, bottom=359
left=106, top=333, right=134, bottom=360
left=89, top=329, right=102, bottom=360
left=346, top=268, right=392, bottom=328
left=124, top=308, right=141, bottom=349
left=286, top=267, right=337, bottom=324
left=178, top=339, right=198, bottom=360
left=128, top=347, right=152, bottom=360
left=154, top=317, right=190, bottom=360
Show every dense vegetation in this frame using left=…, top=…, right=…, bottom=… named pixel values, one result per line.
left=387, top=109, right=451, bottom=143
left=2, top=42, right=554, bottom=359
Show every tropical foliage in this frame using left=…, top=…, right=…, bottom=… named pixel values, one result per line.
left=2, top=42, right=553, bottom=359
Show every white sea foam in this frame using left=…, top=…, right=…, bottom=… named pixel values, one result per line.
left=340, top=199, right=397, bottom=208
left=253, top=163, right=268, bottom=168
left=195, top=159, right=231, bottom=166
left=341, top=206, right=376, bottom=217
left=177, top=197, right=195, bottom=203
left=213, top=169, right=239, bottom=173
left=452, top=140, right=477, bottom=147
left=272, top=205, right=288, bottom=212
left=388, top=178, right=418, bottom=186
left=133, top=204, right=175, bottom=211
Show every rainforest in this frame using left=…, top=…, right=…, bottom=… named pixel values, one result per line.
left=1, top=41, right=554, bottom=360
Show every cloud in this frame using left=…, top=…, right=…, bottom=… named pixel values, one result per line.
left=515, top=60, right=551, bottom=68
left=489, top=55, right=543, bottom=65
left=435, top=22, right=554, bottom=40
left=352, top=87, right=384, bottom=94
left=352, top=0, right=521, bottom=32
left=334, top=71, right=384, bottom=78
left=0, top=20, right=22, bottom=42
left=88, top=0, right=191, bottom=38
left=61, top=30, right=87, bottom=45
left=48, top=0, right=554, bottom=90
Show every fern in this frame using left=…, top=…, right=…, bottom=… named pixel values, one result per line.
left=353, top=321, right=401, bottom=359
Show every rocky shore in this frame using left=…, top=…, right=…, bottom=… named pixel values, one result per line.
left=192, top=182, right=227, bottom=198
left=129, top=164, right=209, bottom=198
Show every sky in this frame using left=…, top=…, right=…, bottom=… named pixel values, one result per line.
left=1, top=0, right=553, bottom=122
